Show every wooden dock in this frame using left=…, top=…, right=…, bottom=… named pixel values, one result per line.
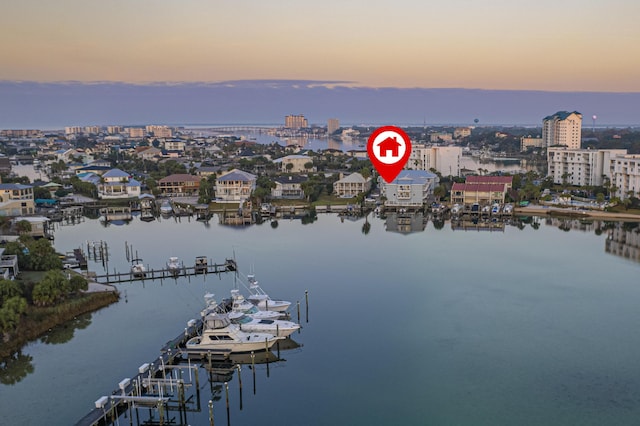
left=92, top=259, right=237, bottom=284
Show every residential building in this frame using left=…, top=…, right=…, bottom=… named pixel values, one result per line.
left=163, top=139, right=186, bottom=152
left=135, top=146, right=163, bottom=161
left=430, top=132, right=452, bottom=143
left=285, top=115, right=308, bottom=129
left=380, top=170, right=439, bottom=208
left=158, top=174, right=201, bottom=196
left=12, top=216, right=50, bottom=238
left=127, top=127, right=146, bottom=138
left=407, top=144, right=462, bottom=177
left=333, top=173, right=372, bottom=198
left=84, top=126, right=101, bottom=134
left=65, top=126, right=83, bottom=135
left=215, top=169, right=257, bottom=202
left=271, top=175, right=307, bottom=199
left=543, top=111, right=582, bottom=149
left=605, top=223, right=640, bottom=263
left=454, top=127, right=472, bottom=139
left=547, top=148, right=627, bottom=187
left=98, top=168, right=141, bottom=199
left=107, top=126, right=123, bottom=134
left=450, top=176, right=513, bottom=205
left=147, top=125, right=173, bottom=138
left=612, top=154, right=640, bottom=199
left=327, top=118, right=340, bottom=135
left=0, top=129, right=42, bottom=138
left=0, top=183, right=34, bottom=216
left=273, top=154, right=314, bottom=173
left=0, top=157, right=11, bottom=174
left=520, top=136, right=544, bottom=151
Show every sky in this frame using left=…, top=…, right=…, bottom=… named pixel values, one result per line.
left=2, top=0, right=640, bottom=92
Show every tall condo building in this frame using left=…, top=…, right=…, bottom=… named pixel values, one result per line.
left=285, top=115, right=308, bottom=129
left=327, top=118, right=340, bottom=135
left=407, top=145, right=462, bottom=177
left=542, top=111, right=582, bottom=149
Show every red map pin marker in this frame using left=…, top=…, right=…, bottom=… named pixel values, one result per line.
left=367, top=126, right=412, bottom=183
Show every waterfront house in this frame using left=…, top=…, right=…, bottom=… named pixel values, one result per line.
left=215, top=169, right=257, bottom=202
left=333, top=173, right=371, bottom=198
left=0, top=183, right=34, bottom=216
left=451, top=182, right=508, bottom=205
left=271, top=175, right=307, bottom=199
left=98, top=168, right=141, bottom=199
left=157, top=174, right=200, bottom=196
left=379, top=170, right=439, bottom=208
left=12, top=216, right=50, bottom=238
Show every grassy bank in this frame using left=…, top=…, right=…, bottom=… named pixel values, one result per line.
left=1, top=291, right=119, bottom=360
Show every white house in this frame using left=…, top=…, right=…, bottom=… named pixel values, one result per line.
left=333, top=173, right=371, bottom=198
left=380, top=170, right=439, bottom=207
left=215, top=169, right=257, bottom=202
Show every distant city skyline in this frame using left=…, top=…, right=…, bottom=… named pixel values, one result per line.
left=1, top=0, right=640, bottom=92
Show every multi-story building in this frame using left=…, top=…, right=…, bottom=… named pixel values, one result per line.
left=407, top=144, right=461, bottom=177
left=146, top=125, right=173, bottom=138
left=215, top=169, right=257, bottom=202
left=273, top=155, right=314, bottom=173
left=98, top=169, right=141, bottom=199
left=333, top=173, right=371, bottom=198
left=520, top=136, right=544, bottom=151
left=107, top=126, right=124, bottom=134
left=547, top=148, right=627, bottom=187
left=285, top=115, right=308, bottom=129
left=454, top=127, right=472, bottom=139
left=0, top=183, right=34, bottom=216
left=612, top=154, right=640, bottom=199
left=271, top=176, right=306, bottom=199
left=542, top=111, right=582, bottom=149
left=327, top=118, right=340, bottom=135
left=0, top=129, right=42, bottom=138
left=84, top=126, right=101, bottom=134
left=158, top=174, right=201, bottom=197
left=380, top=170, right=438, bottom=208
left=127, top=127, right=146, bottom=138
left=450, top=176, right=513, bottom=205
left=429, top=132, right=453, bottom=143
left=163, top=139, right=186, bottom=152
left=65, top=126, right=83, bottom=135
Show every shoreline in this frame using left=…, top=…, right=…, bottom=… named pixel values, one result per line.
left=514, top=205, right=640, bottom=221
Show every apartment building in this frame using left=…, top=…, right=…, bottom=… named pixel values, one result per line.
left=547, top=148, right=627, bottom=187
left=542, top=111, right=582, bottom=149
left=407, top=144, right=461, bottom=177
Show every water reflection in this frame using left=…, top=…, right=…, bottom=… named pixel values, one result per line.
left=606, top=222, right=640, bottom=263
left=40, top=313, right=92, bottom=345
left=0, top=352, right=34, bottom=385
left=385, top=212, right=427, bottom=234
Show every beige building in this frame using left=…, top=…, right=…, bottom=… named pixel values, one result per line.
left=107, top=126, right=123, bottom=134
left=429, top=132, right=453, bottom=143
left=333, top=173, right=371, bottom=198
left=612, top=154, right=640, bottom=199
left=327, top=118, right=340, bottom=135
left=273, top=155, right=314, bottom=173
left=547, top=148, right=627, bottom=187
left=215, top=169, right=257, bottom=202
left=285, top=115, right=308, bottom=129
left=163, top=139, right=186, bottom=152
left=158, top=174, right=200, bottom=196
left=520, top=136, right=544, bottom=151
left=127, top=127, right=146, bottom=138
left=147, top=125, right=173, bottom=138
left=451, top=176, right=513, bottom=205
left=454, top=127, right=472, bottom=139
left=543, top=111, right=582, bottom=149
left=407, top=145, right=462, bottom=177
left=0, top=184, right=35, bottom=216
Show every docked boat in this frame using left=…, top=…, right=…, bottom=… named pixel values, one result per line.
left=185, top=313, right=281, bottom=353
left=160, top=200, right=173, bottom=216
left=194, top=256, right=208, bottom=274
left=229, top=289, right=282, bottom=319
left=228, top=311, right=300, bottom=337
left=167, top=256, right=181, bottom=276
left=131, top=258, right=146, bottom=278
left=246, top=275, right=291, bottom=312
left=491, top=203, right=501, bottom=214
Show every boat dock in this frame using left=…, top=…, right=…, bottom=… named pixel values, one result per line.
left=91, top=258, right=237, bottom=284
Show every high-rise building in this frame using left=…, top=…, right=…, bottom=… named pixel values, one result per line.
left=285, top=115, right=308, bottom=129
left=127, top=127, right=145, bottom=138
left=612, top=154, right=640, bottom=199
left=542, top=111, right=582, bottom=149
left=65, top=126, right=83, bottom=135
left=407, top=144, right=462, bottom=177
left=547, top=147, right=626, bottom=187
left=327, top=118, right=340, bottom=135
left=107, top=126, right=124, bottom=134
left=146, top=125, right=173, bottom=138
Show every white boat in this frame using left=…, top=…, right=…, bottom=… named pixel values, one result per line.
left=230, top=290, right=282, bottom=320
left=131, top=258, right=146, bottom=278
left=491, top=203, right=501, bottom=214
left=451, top=203, right=462, bottom=215
left=246, top=275, right=291, bottom=312
left=160, top=200, right=173, bottom=215
left=185, top=313, right=281, bottom=353
left=503, top=203, right=513, bottom=214
left=228, top=311, right=300, bottom=337
left=167, top=256, right=181, bottom=276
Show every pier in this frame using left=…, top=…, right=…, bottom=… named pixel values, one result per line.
left=91, top=258, right=237, bottom=284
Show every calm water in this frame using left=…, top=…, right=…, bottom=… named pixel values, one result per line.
left=1, top=214, right=640, bottom=425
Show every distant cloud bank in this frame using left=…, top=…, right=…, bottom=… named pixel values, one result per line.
left=0, top=80, right=638, bottom=129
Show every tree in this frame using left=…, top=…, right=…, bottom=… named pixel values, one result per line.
left=32, top=270, right=67, bottom=306
left=304, top=161, right=314, bottom=171
left=15, top=220, right=32, bottom=236
left=69, top=275, right=88, bottom=293
left=285, top=163, right=294, bottom=172
left=433, top=185, right=447, bottom=202
left=198, top=178, right=213, bottom=204
left=0, top=279, right=23, bottom=305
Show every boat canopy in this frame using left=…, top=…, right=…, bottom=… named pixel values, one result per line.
left=205, top=314, right=231, bottom=329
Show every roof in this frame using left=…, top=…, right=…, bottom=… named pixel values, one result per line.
left=544, top=111, right=582, bottom=121
left=126, top=178, right=141, bottom=187
left=388, top=170, right=437, bottom=185
left=273, top=154, right=310, bottom=163
left=452, top=183, right=507, bottom=192
left=337, top=173, right=368, bottom=184
left=217, top=169, right=257, bottom=182
left=158, top=174, right=200, bottom=183
left=102, top=168, right=131, bottom=179
left=465, top=176, right=513, bottom=184
left=0, top=183, right=32, bottom=190
left=274, top=175, right=307, bottom=184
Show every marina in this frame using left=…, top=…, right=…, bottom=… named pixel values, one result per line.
left=2, top=214, right=640, bottom=425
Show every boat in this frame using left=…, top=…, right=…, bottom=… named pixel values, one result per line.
left=228, top=311, right=300, bottom=337
left=194, top=256, right=208, bottom=274
left=491, top=203, right=501, bottom=214
left=246, top=274, right=291, bottom=312
left=229, top=289, right=282, bottom=319
left=160, top=200, right=172, bottom=216
left=503, top=203, right=514, bottom=214
left=451, top=204, right=462, bottom=215
left=167, top=256, right=181, bottom=276
left=131, top=258, right=146, bottom=278
left=185, top=313, right=281, bottom=353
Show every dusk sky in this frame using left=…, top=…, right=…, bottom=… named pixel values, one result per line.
left=1, top=1, right=639, bottom=128
left=2, top=0, right=639, bottom=91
